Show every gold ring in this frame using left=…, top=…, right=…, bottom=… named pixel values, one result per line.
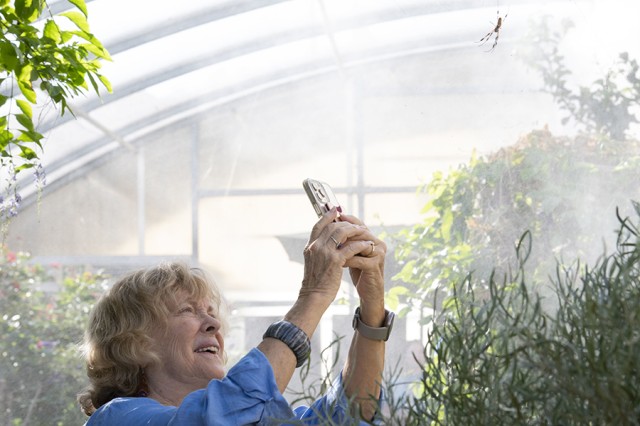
left=330, top=235, right=341, bottom=249
left=368, top=242, right=376, bottom=256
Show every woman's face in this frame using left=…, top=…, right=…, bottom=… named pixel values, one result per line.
left=146, top=290, right=225, bottom=399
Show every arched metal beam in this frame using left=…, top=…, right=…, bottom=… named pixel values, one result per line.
left=37, top=0, right=485, bottom=133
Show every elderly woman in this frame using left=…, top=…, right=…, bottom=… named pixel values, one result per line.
left=78, top=208, right=394, bottom=425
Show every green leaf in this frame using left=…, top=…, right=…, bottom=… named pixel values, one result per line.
left=60, top=11, right=90, bottom=33
left=18, top=144, right=37, bottom=160
left=65, top=29, right=91, bottom=42
left=81, top=43, right=110, bottom=60
left=16, top=99, right=33, bottom=119
left=15, top=0, right=42, bottom=22
left=98, top=74, right=113, bottom=93
left=68, top=30, right=109, bottom=53
left=441, top=296, right=457, bottom=312
left=67, top=34, right=111, bottom=62
left=43, top=82, right=64, bottom=100
left=15, top=162, right=35, bottom=172
left=441, top=209, right=454, bottom=242
left=393, top=260, right=417, bottom=283
left=0, top=41, right=19, bottom=72
left=0, top=129, right=14, bottom=149
left=15, top=113, right=34, bottom=131
left=18, top=130, right=43, bottom=147
left=18, top=63, right=33, bottom=81
left=389, top=285, right=410, bottom=297
left=18, top=80, right=37, bottom=103
left=43, top=20, right=62, bottom=44
left=17, top=64, right=37, bottom=102
left=86, top=71, right=99, bottom=94
left=67, top=0, right=88, bottom=17
left=386, top=285, right=410, bottom=311
left=398, top=305, right=413, bottom=318
left=58, top=98, right=71, bottom=116
left=0, top=94, right=8, bottom=108
left=60, top=31, right=73, bottom=43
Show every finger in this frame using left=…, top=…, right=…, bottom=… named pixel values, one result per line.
left=344, top=252, right=380, bottom=271
left=309, top=207, right=340, bottom=241
left=338, top=240, right=377, bottom=258
left=328, top=223, right=370, bottom=249
left=355, top=241, right=375, bottom=257
left=338, top=228, right=386, bottom=251
left=367, top=241, right=376, bottom=257
left=337, top=213, right=363, bottom=226
left=328, top=234, right=342, bottom=250
left=334, top=214, right=384, bottom=244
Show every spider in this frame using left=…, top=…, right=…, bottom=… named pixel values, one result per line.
left=477, top=10, right=508, bottom=52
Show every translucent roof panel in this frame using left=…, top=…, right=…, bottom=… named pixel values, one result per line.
left=16, top=0, right=635, bottom=198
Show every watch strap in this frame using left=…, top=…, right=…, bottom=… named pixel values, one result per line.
left=352, top=307, right=395, bottom=341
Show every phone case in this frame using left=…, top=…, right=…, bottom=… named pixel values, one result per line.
left=303, top=178, right=342, bottom=217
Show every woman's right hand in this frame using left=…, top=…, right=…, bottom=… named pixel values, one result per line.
left=299, top=207, right=378, bottom=307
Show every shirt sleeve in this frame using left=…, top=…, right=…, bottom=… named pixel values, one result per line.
left=292, top=372, right=386, bottom=425
left=86, top=348, right=294, bottom=426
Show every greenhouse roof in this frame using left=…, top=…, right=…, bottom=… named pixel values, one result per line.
left=20, top=0, right=625, bottom=198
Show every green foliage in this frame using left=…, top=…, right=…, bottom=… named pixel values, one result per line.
left=401, top=204, right=640, bottom=425
left=384, top=22, right=640, bottom=421
left=0, top=247, right=107, bottom=425
left=382, top=19, right=640, bottom=421
left=391, top=129, right=640, bottom=311
left=1, top=0, right=111, bottom=221
left=521, top=16, right=640, bottom=141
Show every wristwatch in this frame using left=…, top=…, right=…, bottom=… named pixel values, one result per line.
left=352, top=307, right=395, bottom=341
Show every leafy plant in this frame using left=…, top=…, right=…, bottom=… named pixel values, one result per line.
left=1, top=0, right=111, bottom=222
left=0, top=247, right=108, bottom=425
left=401, top=203, right=640, bottom=425
left=391, top=129, right=640, bottom=312
left=520, top=16, right=640, bottom=141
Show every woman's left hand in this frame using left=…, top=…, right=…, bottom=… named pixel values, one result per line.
left=337, top=214, right=387, bottom=311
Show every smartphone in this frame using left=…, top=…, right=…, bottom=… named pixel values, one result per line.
left=302, top=178, right=342, bottom=218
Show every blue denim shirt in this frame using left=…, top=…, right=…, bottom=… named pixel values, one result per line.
left=86, top=348, right=382, bottom=425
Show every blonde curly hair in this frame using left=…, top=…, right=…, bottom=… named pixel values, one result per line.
left=77, top=261, right=226, bottom=416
